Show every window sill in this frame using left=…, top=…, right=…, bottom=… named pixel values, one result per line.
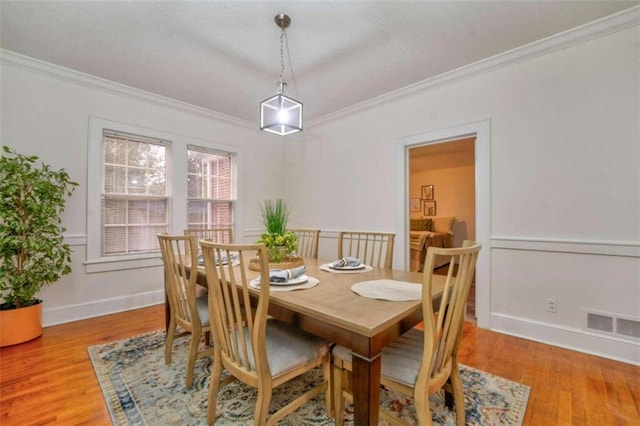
left=84, top=254, right=163, bottom=273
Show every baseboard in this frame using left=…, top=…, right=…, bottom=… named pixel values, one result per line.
left=491, top=313, right=640, bottom=366
left=43, top=290, right=165, bottom=327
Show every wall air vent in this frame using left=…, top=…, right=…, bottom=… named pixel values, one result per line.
left=584, top=310, right=640, bottom=341
left=616, top=318, right=640, bottom=339
left=587, top=312, right=614, bottom=333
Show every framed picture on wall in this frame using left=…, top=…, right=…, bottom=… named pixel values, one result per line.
left=423, top=200, right=436, bottom=216
left=421, top=184, right=434, bottom=200
left=410, top=198, right=421, bottom=212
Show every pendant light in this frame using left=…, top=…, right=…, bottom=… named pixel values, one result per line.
left=260, top=13, right=303, bottom=136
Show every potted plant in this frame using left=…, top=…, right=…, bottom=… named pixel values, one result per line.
left=0, top=146, right=78, bottom=346
left=257, top=199, right=298, bottom=262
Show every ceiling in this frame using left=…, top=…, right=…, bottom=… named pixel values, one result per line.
left=1, top=1, right=637, bottom=125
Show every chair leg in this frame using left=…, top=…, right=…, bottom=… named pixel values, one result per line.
left=445, top=388, right=454, bottom=410
left=253, top=387, right=273, bottom=425
left=207, top=355, right=223, bottom=426
left=185, top=329, right=200, bottom=389
left=332, top=362, right=346, bottom=426
left=414, top=391, right=434, bottom=426
left=449, top=368, right=466, bottom=426
left=323, top=358, right=334, bottom=418
left=165, top=316, right=177, bottom=364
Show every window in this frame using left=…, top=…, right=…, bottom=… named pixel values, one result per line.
left=87, top=117, right=242, bottom=273
left=102, top=131, right=168, bottom=256
left=187, top=145, right=233, bottom=229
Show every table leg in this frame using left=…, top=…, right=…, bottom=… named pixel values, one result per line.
left=351, top=345, right=382, bottom=425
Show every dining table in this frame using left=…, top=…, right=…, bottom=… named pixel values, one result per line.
left=170, top=256, right=446, bottom=426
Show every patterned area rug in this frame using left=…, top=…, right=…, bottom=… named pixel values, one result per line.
left=88, top=330, right=529, bottom=425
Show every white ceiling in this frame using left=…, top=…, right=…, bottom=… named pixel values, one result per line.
left=1, top=1, right=637, bottom=125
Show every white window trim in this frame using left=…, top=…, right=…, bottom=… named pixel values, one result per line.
left=87, top=116, right=243, bottom=273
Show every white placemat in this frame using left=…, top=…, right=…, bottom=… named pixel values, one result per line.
left=351, top=279, right=422, bottom=301
left=249, top=276, right=319, bottom=292
left=320, top=263, right=374, bottom=274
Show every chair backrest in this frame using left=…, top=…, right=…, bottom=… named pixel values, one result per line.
left=416, top=240, right=481, bottom=393
left=184, top=227, right=234, bottom=244
left=158, top=234, right=202, bottom=329
left=288, top=228, right=320, bottom=259
left=337, top=231, right=395, bottom=269
left=200, top=241, right=272, bottom=380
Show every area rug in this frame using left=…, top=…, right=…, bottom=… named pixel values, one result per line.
left=88, top=330, right=529, bottom=425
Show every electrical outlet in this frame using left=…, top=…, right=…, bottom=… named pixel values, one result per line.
left=547, top=298, right=558, bottom=313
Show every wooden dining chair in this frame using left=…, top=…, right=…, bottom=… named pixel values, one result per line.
left=288, top=228, right=320, bottom=259
left=332, top=241, right=481, bottom=426
left=184, top=227, right=234, bottom=246
left=200, top=241, right=333, bottom=425
left=158, top=234, right=213, bottom=389
left=337, top=231, right=395, bottom=269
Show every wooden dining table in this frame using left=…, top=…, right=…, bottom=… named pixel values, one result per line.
left=174, top=257, right=446, bottom=426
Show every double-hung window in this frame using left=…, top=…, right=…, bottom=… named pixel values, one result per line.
left=187, top=145, right=233, bottom=229
left=102, top=131, right=168, bottom=255
left=87, top=117, right=240, bottom=273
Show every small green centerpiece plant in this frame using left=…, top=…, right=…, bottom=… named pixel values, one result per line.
left=257, top=199, right=298, bottom=262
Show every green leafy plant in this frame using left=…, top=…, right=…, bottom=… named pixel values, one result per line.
left=257, top=199, right=298, bottom=261
left=259, top=199, right=290, bottom=236
left=0, top=146, right=78, bottom=310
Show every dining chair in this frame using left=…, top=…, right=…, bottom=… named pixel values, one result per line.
left=158, top=234, right=213, bottom=389
left=337, top=231, right=395, bottom=269
left=288, top=228, right=320, bottom=259
left=332, top=241, right=481, bottom=426
left=200, top=241, right=333, bottom=425
left=184, top=227, right=234, bottom=246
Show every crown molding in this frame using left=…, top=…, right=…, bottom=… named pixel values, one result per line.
left=309, top=6, right=640, bottom=128
left=0, top=49, right=258, bottom=131
left=2, top=6, right=637, bottom=132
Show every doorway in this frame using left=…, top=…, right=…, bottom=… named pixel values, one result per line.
left=408, top=138, right=476, bottom=319
left=396, top=120, right=490, bottom=329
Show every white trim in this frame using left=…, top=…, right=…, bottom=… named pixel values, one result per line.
left=491, top=313, right=640, bottom=366
left=492, top=237, right=640, bottom=257
left=84, top=256, right=163, bottom=274
left=396, top=120, right=491, bottom=328
left=309, top=7, right=640, bottom=128
left=64, top=234, right=87, bottom=247
left=43, top=290, right=165, bottom=326
left=0, top=49, right=257, bottom=131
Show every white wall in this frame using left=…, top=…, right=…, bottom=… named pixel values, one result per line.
left=1, top=13, right=638, bottom=364
left=284, top=20, right=640, bottom=363
left=0, top=52, right=286, bottom=325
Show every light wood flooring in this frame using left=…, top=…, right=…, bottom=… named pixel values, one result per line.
left=1, top=304, right=638, bottom=425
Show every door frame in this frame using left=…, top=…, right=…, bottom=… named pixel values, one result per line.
left=395, top=120, right=491, bottom=328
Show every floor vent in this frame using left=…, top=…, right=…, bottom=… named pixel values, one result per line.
left=585, top=310, right=640, bottom=340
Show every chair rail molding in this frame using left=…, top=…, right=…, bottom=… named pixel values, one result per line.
left=491, top=236, right=640, bottom=258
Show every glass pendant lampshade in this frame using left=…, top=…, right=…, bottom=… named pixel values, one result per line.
left=260, top=13, right=303, bottom=136
left=260, top=82, right=303, bottom=136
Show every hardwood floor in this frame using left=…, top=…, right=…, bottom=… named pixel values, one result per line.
left=1, top=305, right=639, bottom=425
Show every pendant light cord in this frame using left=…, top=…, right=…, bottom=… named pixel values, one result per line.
left=278, top=28, right=299, bottom=98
